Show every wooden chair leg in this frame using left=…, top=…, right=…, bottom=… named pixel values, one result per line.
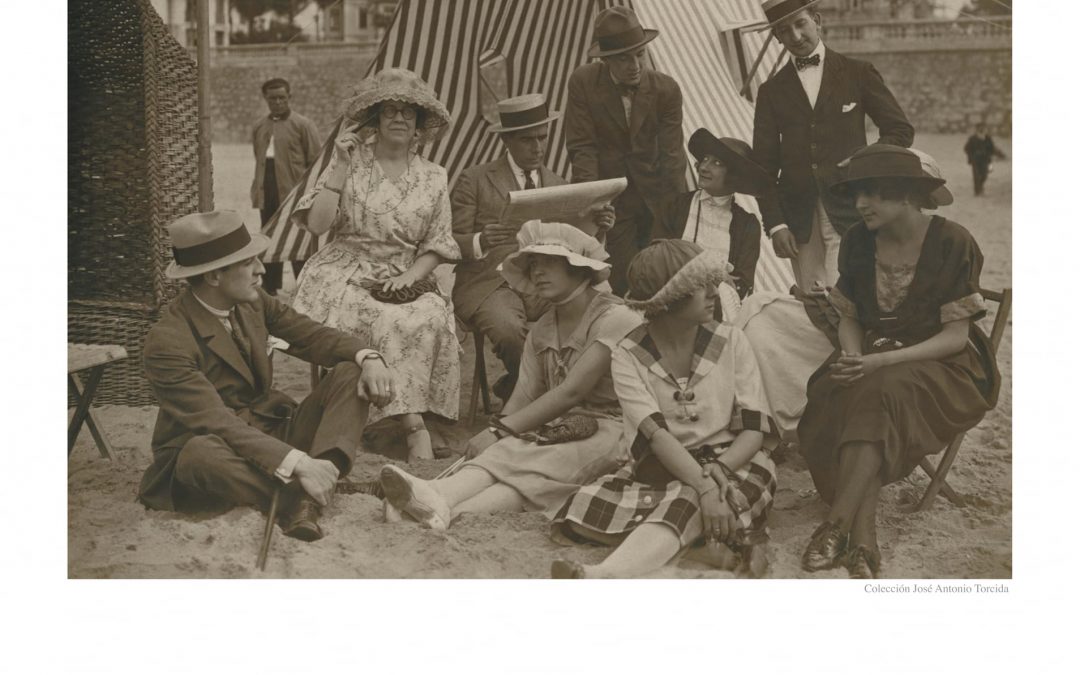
left=68, top=368, right=106, bottom=456
left=310, top=364, right=322, bottom=391
left=916, top=434, right=966, bottom=510
left=467, top=339, right=481, bottom=427
left=476, top=334, right=492, bottom=417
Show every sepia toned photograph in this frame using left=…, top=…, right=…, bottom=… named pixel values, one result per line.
left=67, top=0, right=1012, bottom=582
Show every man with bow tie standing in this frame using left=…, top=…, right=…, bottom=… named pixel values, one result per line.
left=565, top=6, right=688, bottom=296
left=752, top=0, right=913, bottom=291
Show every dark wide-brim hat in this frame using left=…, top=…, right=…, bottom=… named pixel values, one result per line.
left=588, top=6, right=659, bottom=58
left=755, top=0, right=822, bottom=32
left=165, top=210, right=269, bottom=279
left=688, top=129, right=773, bottom=197
left=829, top=144, right=947, bottom=201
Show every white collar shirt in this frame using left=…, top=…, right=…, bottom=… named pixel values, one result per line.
left=683, top=190, right=734, bottom=259
left=192, top=291, right=235, bottom=332
left=793, top=40, right=826, bottom=109
left=506, top=152, right=540, bottom=190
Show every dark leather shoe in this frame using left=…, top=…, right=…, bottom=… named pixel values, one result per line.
left=281, top=497, right=324, bottom=542
left=801, top=521, right=847, bottom=572
left=845, top=544, right=881, bottom=579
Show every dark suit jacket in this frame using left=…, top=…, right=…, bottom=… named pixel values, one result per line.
left=139, top=288, right=366, bottom=511
left=752, top=48, right=913, bottom=242
left=450, top=156, right=565, bottom=322
left=565, top=62, right=687, bottom=217
left=653, top=191, right=762, bottom=298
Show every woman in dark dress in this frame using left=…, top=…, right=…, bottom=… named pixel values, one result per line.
left=798, top=145, right=1000, bottom=579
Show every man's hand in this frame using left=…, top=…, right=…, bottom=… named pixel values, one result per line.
left=589, top=203, right=616, bottom=232
left=479, top=222, right=517, bottom=250
left=771, top=228, right=799, bottom=259
left=357, top=356, right=395, bottom=408
left=293, top=454, right=339, bottom=506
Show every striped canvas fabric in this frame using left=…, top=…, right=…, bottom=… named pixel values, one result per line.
left=261, top=0, right=793, bottom=293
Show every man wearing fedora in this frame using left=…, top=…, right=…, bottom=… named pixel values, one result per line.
left=565, top=6, right=687, bottom=296
left=139, top=211, right=395, bottom=542
left=752, top=0, right=913, bottom=291
left=451, top=93, right=614, bottom=402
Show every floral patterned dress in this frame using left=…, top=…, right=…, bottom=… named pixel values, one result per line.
left=291, top=139, right=461, bottom=423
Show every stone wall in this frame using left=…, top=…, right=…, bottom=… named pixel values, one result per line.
left=207, top=45, right=1011, bottom=143
left=841, top=48, right=1011, bottom=136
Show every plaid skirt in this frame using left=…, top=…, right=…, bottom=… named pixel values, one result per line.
left=551, top=447, right=777, bottom=549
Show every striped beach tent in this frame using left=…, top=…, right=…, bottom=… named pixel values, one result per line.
left=261, top=0, right=794, bottom=293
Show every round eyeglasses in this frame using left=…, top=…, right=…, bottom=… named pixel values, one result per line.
left=380, top=103, right=418, bottom=120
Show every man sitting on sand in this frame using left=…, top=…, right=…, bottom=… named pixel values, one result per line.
left=138, top=210, right=395, bottom=542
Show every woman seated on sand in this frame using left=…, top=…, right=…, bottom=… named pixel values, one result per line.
left=549, top=240, right=778, bottom=579
left=378, top=221, right=642, bottom=529
left=737, top=148, right=956, bottom=442
left=651, top=129, right=772, bottom=320
left=798, top=145, right=1000, bottom=579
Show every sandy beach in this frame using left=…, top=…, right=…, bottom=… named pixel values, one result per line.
left=68, top=133, right=1011, bottom=579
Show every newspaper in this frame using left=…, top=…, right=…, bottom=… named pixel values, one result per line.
left=499, top=177, right=627, bottom=233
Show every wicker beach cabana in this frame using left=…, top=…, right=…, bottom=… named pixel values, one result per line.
left=69, top=0, right=201, bottom=405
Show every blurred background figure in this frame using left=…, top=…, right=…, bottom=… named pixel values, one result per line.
left=963, top=122, right=1007, bottom=196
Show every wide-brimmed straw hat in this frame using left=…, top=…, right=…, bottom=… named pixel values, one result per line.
left=165, top=210, right=269, bottom=279
left=499, top=221, right=610, bottom=295
left=625, top=240, right=731, bottom=317
left=755, top=0, right=822, bottom=32
left=830, top=144, right=947, bottom=201
left=688, top=129, right=772, bottom=197
left=343, top=68, right=452, bottom=145
left=487, top=93, right=561, bottom=134
left=588, top=7, right=659, bottom=58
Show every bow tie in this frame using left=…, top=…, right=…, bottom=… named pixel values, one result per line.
left=795, top=54, right=820, bottom=70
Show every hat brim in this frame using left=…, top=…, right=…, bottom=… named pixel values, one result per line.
left=625, top=250, right=731, bottom=315
left=499, top=245, right=611, bottom=295
left=588, top=29, right=659, bottom=58
left=165, top=233, right=271, bottom=279
left=487, top=111, right=562, bottom=134
left=688, top=132, right=773, bottom=197
left=753, top=0, right=822, bottom=32
left=829, top=174, right=947, bottom=199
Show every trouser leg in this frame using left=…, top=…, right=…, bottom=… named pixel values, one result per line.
left=174, top=434, right=278, bottom=511
left=790, top=200, right=839, bottom=291
left=466, top=286, right=530, bottom=397
left=260, top=159, right=283, bottom=293
left=290, top=362, right=368, bottom=477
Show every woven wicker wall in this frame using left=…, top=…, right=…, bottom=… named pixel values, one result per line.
left=68, top=0, right=201, bottom=405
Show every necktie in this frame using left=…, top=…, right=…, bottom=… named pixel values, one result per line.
left=795, top=54, right=820, bottom=70
left=229, top=310, right=253, bottom=365
left=523, top=171, right=536, bottom=190
left=616, top=83, right=637, bottom=97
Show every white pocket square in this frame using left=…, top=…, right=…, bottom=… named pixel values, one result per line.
left=842, top=102, right=857, bottom=113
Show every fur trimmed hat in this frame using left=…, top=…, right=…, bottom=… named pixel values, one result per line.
left=625, top=240, right=731, bottom=316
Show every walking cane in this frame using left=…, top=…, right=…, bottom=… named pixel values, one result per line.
left=256, top=407, right=294, bottom=572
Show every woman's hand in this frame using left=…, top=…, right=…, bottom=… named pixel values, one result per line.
left=699, top=488, right=738, bottom=545
left=704, top=464, right=749, bottom=513
left=333, top=131, right=363, bottom=166
left=382, top=270, right=420, bottom=293
left=829, top=351, right=887, bottom=384
left=465, top=428, right=500, bottom=459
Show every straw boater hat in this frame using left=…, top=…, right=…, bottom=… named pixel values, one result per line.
left=588, top=6, right=659, bottom=58
left=688, top=129, right=773, bottom=197
left=498, top=221, right=610, bottom=295
left=830, top=145, right=948, bottom=205
left=756, top=0, right=822, bottom=31
left=625, top=240, right=731, bottom=317
left=343, top=68, right=452, bottom=145
left=487, top=93, right=561, bottom=134
left=165, top=210, right=269, bottom=279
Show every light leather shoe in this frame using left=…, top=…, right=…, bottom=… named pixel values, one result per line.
left=379, top=465, right=451, bottom=530
left=383, top=499, right=404, bottom=523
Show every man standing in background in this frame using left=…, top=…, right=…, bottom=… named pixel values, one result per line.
left=251, top=77, right=322, bottom=296
left=565, top=6, right=687, bottom=296
left=964, top=122, right=1007, bottom=196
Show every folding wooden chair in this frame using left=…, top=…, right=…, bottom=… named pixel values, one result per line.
left=68, top=343, right=128, bottom=460
left=466, top=328, right=493, bottom=426
left=913, top=287, right=1011, bottom=511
